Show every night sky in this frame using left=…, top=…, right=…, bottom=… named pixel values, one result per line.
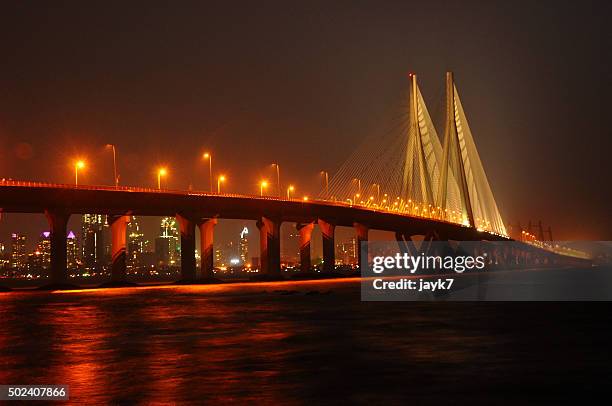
left=0, top=0, right=609, bottom=242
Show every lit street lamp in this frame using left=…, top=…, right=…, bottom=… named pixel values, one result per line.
left=352, top=178, right=361, bottom=196
left=320, top=171, right=329, bottom=197
left=260, top=180, right=268, bottom=197
left=217, top=174, right=226, bottom=194
left=373, top=184, right=380, bottom=202
left=157, top=167, right=167, bottom=189
left=271, top=163, right=281, bottom=197
left=105, top=144, right=119, bottom=187
left=203, top=152, right=213, bottom=193
left=74, top=160, right=85, bottom=186
left=287, top=185, right=294, bottom=199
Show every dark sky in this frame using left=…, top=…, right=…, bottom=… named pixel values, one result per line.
left=0, top=0, right=609, bottom=240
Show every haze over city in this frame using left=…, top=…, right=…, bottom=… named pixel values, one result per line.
left=0, top=1, right=608, bottom=243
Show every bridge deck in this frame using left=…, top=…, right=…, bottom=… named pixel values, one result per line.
left=0, top=180, right=505, bottom=241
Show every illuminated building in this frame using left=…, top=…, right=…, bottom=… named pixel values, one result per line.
left=27, top=231, right=54, bottom=276
left=239, top=227, right=249, bottom=264
left=282, top=228, right=300, bottom=265
left=336, top=237, right=357, bottom=265
left=127, top=216, right=145, bottom=268
left=0, top=243, right=8, bottom=274
left=9, top=233, right=27, bottom=271
left=214, top=248, right=223, bottom=266
left=155, top=217, right=180, bottom=267
left=81, top=214, right=107, bottom=269
left=66, top=231, right=79, bottom=270
left=215, top=241, right=235, bottom=268
left=37, top=231, right=51, bottom=268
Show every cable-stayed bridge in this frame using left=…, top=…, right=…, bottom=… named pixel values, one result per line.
left=323, top=72, right=506, bottom=236
left=1, top=72, right=583, bottom=287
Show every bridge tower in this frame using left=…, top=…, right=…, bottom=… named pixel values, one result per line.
left=437, top=72, right=507, bottom=235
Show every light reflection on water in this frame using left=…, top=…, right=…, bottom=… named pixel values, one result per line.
left=0, top=276, right=610, bottom=404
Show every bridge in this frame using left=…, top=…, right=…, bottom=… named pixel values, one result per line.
left=0, top=72, right=578, bottom=286
left=0, top=179, right=508, bottom=284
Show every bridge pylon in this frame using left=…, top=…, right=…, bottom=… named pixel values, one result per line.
left=257, top=217, right=281, bottom=276
left=109, top=214, right=131, bottom=282
left=44, top=209, right=70, bottom=285
left=198, top=218, right=217, bottom=280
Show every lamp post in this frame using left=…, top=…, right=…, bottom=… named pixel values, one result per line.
left=287, top=185, right=294, bottom=199
left=373, top=183, right=380, bottom=202
left=217, top=175, right=226, bottom=194
left=260, top=180, right=268, bottom=197
left=106, top=144, right=118, bottom=187
left=320, top=171, right=329, bottom=197
left=203, top=152, right=212, bottom=193
left=157, top=168, right=167, bottom=189
left=352, top=178, right=361, bottom=196
left=74, top=160, right=85, bottom=186
left=271, top=163, right=281, bottom=197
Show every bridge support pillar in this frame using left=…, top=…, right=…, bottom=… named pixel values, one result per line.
left=318, top=219, right=335, bottom=273
left=297, top=222, right=314, bottom=273
left=176, top=214, right=196, bottom=281
left=198, top=218, right=217, bottom=279
left=257, top=217, right=281, bottom=275
left=44, top=209, right=70, bottom=285
left=109, top=215, right=130, bottom=282
left=354, top=223, right=369, bottom=271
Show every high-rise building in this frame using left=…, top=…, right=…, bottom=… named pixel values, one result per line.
left=127, top=216, right=145, bottom=268
left=282, top=228, right=300, bottom=265
left=155, top=217, right=180, bottom=267
left=37, top=231, right=51, bottom=267
left=81, top=214, right=107, bottom=269
left=66, top=231, right=79, bottom=270
left=214, top=248, right=224, bottom=267
left=0, top=243, right=8, bottom=275
left=336, top=237, right=357, bottom=265
left=9, top=233, right=27, bottom=271
left=239, top=226, right=249, bottom=264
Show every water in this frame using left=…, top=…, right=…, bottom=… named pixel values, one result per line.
left=1, top=274, right=611, bottom=404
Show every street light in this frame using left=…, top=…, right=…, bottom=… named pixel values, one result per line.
left=260, top=180, right=268, bottom=197
left=217, top=174, right=226, bottom=194
left=352, top=178, right=361, bottom=196
left=105, top=144, right=118, bottom=187
left=287, top=185, right=295, bottom=199
left=74, top=160, right=85, bottom=186
left=320, top=171, right=329, bottom=197
left=373, top=183, right=380, bottom=202
left=203, top=152, right=213, bottom=193
left=271, top=163, right=281, bottom=197
left=157, top=167, right=167, bottom=189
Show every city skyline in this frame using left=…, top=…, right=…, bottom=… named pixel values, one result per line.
left=0, top=214, right=365, bottom=279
